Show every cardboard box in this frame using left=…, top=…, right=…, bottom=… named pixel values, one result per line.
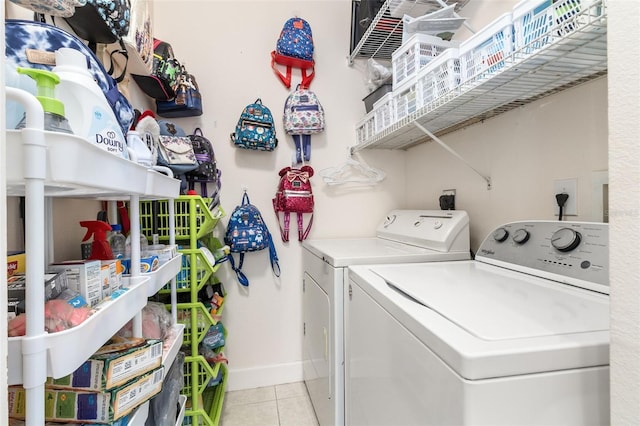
left=47, top=339, right=163, bottom=391
left=9, top=366, right=164, bottom=423
left=99, top=260, right=123, bottom=298
left=49, top=260, right=102, bottom=307
left=120, top=255, right=159, bottom=275
left=7, top=271, right=67, bottom=300
left=7, top=251, right=25, bottom=277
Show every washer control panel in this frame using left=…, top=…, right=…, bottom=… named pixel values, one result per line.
left=477, top=221, right=608, bottom=292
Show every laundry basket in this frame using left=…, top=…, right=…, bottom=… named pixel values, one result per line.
left=459, top=12, right=514, bottom=85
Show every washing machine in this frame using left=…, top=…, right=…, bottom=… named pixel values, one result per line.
left=347, top=220, right=610, bottom=426
left=302, top=210, right=471, bottom=426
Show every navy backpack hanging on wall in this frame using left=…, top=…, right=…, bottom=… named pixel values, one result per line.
left=225, top=192, right=280, bottom=286
left=271, top=17, right=315, bottom=89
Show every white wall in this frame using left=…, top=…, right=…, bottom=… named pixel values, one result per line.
left=609, top=0, right=640, bottom=423
left=153, top=0, right=406, bottom=390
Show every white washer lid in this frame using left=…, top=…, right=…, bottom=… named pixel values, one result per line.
left=303, top=237, right=469, bottom=267
left=374, top=262, right=609, bottom=340
left=350, top=262, right=610, bottom=379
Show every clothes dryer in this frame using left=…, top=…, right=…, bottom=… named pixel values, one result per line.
left=302, top=210, right=471, bottom=426
left=347, top=220, right=610, bottom=425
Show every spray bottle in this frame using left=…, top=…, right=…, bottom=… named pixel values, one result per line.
left=15, top=67, right=73, bottom=134
left=80, top=220, right=114, bottom=260
left=52, top=48, right=128, bottom=159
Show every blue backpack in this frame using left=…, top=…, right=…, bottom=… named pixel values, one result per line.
left=230, top=98, right=278, bottom=151
left=224, top=192, right=280, bottom=286
left=276, top=17, right=314, bottom=61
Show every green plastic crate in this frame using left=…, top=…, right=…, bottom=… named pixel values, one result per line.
left=139, top=196, right=224, bottom=243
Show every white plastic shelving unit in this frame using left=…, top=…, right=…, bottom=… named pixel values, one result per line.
left=5, top=87, right=182, bottom=425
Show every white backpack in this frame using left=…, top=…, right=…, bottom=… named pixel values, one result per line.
left=283, top=86, right=325, bottom=135
left=283, top=86, right=325, bottom=163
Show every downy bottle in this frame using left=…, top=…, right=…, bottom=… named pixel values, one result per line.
left=52, top=47, right=128, bottom=159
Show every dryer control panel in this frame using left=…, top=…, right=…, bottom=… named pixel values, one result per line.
left=476, top=221, right=608, bottom=293
left=376, top=210, right=470, bottom=253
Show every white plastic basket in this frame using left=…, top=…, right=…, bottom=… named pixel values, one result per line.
left=513, top=0, right=601, bottom=56
left=392, top=33, right=456, bottom=92
left=373, top=92, right=395, bottom=133
left=356, top=111, right=376, bottom=145
left=417, top=47, right=460, bottom=109
left=459, top=12, right=514, bottom=84
left=393, top=85, right=418, bottom=122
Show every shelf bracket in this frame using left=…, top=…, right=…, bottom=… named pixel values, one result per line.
left=413, top=122, right=492, bottom=190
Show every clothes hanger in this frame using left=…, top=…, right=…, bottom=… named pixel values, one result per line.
left=319, top=148, right=386, bottom=186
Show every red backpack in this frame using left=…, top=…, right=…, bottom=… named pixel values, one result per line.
left=273, top=166, right=315, bottom=242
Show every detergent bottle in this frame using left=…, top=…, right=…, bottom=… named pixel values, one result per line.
left=80, top=220, right=114, bottom=260
left=52, top=47, right=128, bottom=159
left=15, top=67, right=73, bottom=134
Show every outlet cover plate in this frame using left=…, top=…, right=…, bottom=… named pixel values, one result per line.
left=554, top=178, right=577, bottom=216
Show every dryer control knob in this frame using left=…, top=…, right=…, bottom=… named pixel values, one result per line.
left=551, top=228, right=582, bottom=252
left=434, top=220, right=443, bottom=229
left=493, top=227, right=509, bottom=242
left=512, top=229, right=530, bottom=244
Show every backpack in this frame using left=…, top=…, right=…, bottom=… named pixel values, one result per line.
left=64, top=0, right=131, bottom=52
left=272, top=166, right=315, bottom=242
left=283, top=86, right=325, bottom=163
left=276, top=17, right=314, bottom=61
left=186, top=128, right=221, bottom=203
left=230, top=98, right=278, bottom=151
left=131, top=39, right=182, bottom=101
left=225, top=192, right=280, bottom=286
left=271, top=17, right=315, bottom=89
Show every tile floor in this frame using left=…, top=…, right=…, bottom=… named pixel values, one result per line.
left=220, top=382, right=319, bottom=426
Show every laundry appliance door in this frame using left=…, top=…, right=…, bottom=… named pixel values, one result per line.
left=346, top=262, right=610, bottom=426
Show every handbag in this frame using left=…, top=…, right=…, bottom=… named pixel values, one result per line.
left=155, top=70, right=203, bottom=118
left=64, top=0, right=131, bottom=45
left=156, top=135, right=198, bottom=174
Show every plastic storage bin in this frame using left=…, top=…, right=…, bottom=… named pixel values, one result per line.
left=394, top=85, right=418, bottom=122
left=417, top=47, right=460, bottom=108
left=373, top=92, right=396, bottom=132
left=513, top=0, right=601, bottom=56
left=356, top=111, right=376, bottom=145
left=363, top=83, right=392, bottom=113
left=392, top=33, right=456, bottom=92
left=459, top=12, right=514, bottom=84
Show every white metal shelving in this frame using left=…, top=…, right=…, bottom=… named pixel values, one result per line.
left=5, top=87, right=182, bottom=424
left=353, top=0, right=607, bottom=152
left=349, top=0, right=470, bottom=63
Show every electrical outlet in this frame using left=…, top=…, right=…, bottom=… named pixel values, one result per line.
left=554, top=178, right=577, bottom=216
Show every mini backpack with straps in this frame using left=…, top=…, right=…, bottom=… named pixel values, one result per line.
left=273, top=166, right=315, bottom=242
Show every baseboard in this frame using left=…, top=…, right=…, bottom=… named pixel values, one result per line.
left=225, top=361, right=304, bottom=392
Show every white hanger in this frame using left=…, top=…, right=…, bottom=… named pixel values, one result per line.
left=320, top=148, right=386, bottom=186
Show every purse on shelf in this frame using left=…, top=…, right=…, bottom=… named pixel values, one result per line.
left=155, top=120, right=199, bottom=176
left=155, top=68, right=203, bottom=118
